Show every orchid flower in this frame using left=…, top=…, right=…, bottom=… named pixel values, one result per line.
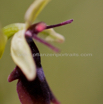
left=0, top=0, right=73, bottom=104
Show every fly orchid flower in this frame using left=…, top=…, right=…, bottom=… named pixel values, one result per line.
left=0, top=0, right=73, bottom=104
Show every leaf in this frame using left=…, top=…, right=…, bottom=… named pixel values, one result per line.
left=25, top=0, right=50, bottom=29
left=11, top=30, right=36, bottom=81
left=40, top=28, right=65, bottom=43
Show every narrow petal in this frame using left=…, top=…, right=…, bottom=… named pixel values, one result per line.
left=25, top=0, right=50, bottom=29
left=33, top=35, right=60, bottom=52
left=11, top=30, right=36, bottom=81
left=0, top=26, right=7, bottom=58
left=46, top=19, right=73, bottom=29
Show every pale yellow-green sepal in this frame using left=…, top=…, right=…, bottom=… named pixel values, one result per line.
left=11, top=30, right=36, bottom=81
left=0, top=27, right=7, bottom=58
left=3, top=23, right=25, bottom=39
left=25, top=0, right=51, bottom=29
left=40, top=28, right=65, bottom=43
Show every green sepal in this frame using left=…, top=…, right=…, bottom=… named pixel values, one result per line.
left=3, top=23, right=25, bottom=38
left=25, top=0, right=51, bottom=29
left=0, top=27, right=7, bottom=58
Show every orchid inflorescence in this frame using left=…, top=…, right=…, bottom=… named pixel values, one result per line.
left=0, top=0, right=73, bottom=104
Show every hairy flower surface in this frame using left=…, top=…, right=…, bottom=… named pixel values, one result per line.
left=0, top=0, right=73, bottom=104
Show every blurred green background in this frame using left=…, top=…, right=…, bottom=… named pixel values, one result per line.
left=0, top=0, right=103, bottom=104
